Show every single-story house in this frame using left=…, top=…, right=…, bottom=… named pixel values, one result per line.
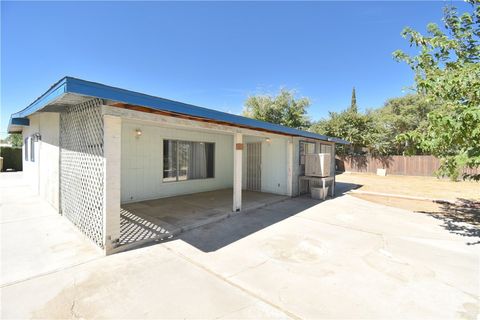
left=8, top=77, right=348, bottom=254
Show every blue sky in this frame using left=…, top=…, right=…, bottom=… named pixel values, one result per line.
left=0, top=1, right=471, bottom=137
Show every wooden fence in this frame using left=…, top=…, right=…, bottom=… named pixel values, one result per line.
left=336, top=155, right=479, bottom=177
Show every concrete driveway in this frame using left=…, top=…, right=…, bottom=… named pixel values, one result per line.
left=1, top=173, right=479, bottom=319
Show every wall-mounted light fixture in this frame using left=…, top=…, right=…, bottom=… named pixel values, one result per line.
left=265, top=138, right=271, bottom=143
left=33, top=133, right=42, bottom=142
left=135, top=129, right=142, bottom=137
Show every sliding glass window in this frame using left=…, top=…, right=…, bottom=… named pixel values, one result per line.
left=163, top=140, right=215, bottom=182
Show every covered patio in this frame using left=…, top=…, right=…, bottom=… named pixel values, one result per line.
left=118, top=189, right=288, bottom=249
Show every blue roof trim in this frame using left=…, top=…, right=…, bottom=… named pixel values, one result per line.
left=10, top=117, right=30, bottom=126
left=9, top=76, right=349, bottom=144
left=10, top=77, right=68, bottom=119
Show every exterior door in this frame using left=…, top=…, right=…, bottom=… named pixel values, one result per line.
left=246, top=142, right=261, bottom=191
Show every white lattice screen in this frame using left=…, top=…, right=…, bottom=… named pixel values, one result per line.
left=60, top=98, right=105, bottom=248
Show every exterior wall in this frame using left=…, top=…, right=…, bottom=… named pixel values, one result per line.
left=22, top=112, right=60, bottom=210
left=261, top=137, right=288, bottom=195
left=22, top=115, right=40, bottom=193
left=242, top=136, right=289, bottom=195
left=121, top=119, right=234, bottom=203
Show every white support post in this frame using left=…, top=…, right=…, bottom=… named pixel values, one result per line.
left=331, top=143, right=336, bottom=196
left=103, top=115, right=122, bottom=253
left=287, top=138, right=293, bottom=196
left=233, top=132, right=243, bottom=212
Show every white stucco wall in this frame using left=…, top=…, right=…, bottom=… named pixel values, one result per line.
left=23, top=115, right=40, bottom=193
left=261, top=137, right=289, bottom=195
left=23, top=112, right=60, bottom=210
left=242, top=135, right=289, bottom=195
left=121, top=120, right=234, bottom=203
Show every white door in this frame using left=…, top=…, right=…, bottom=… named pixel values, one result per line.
left=246, top=142, right=261, bottom=191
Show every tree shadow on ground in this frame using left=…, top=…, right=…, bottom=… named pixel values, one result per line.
left=417, top=198, right=480, bottom=245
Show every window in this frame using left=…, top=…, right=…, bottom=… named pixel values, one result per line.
left=163, top=140, right=215, bottom=182
left=299, top=141, right=315, bottom=165
left=30, top=136, right=35, bottom=162
left=24, top=138, right=29, bottom=161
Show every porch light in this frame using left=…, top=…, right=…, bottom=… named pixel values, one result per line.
left=135, top=129, right=142, bottom=137
left=265, top=138, right=271, bottom=143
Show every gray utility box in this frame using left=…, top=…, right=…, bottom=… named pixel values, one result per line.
left=305, top=153, right=331, bottom=177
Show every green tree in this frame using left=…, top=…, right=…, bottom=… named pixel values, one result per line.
left=312, top=109, right=375, bottom=155
left=350, top=87, right=357, bottom=113
left=370, top=94, right=436, bottom=155
left=5, top=133, right=22, bottom=148
left=393, top=1, right=480, bottom=180
left=243, top=89, right=311, bottom=129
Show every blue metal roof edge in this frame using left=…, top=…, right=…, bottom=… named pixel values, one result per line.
left=9, top=76, right=349, bottom=144
left=10, top=118, right=30, bottom=126
left=8, top=77, right=68, bottom=132
left=11, top=77, right=68, bottom=119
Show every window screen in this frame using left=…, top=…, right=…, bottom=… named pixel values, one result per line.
left=299, top=141, right=315, bottom=165
left=163, top=140, right=215, bottom=182
left=320, top=144, right=332, bottom=155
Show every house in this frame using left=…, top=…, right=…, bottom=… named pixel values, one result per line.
left=8, top=77, right=348, bottom=254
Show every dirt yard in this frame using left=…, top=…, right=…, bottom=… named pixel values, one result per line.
left=335, top=172, right=480, bottom=201
left=335, top=173, right=480, bottom=228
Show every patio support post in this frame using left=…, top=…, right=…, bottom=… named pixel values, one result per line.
left=287, top=138, right=293, bottom=196
left=233, top=132, right=243, bottom=212
left=103, top=115, right=122, bottom=253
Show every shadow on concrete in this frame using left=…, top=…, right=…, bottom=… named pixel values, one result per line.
left=117, top=189, right=288, bottom=250
left=120, top=191, right=355, bottom=253
left=334, top=180, right=362, bottom=196
left=418, top=198, right=480, bottom=246
left=174, top=197, right=323, bottom=252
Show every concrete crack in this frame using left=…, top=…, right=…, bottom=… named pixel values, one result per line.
left=226, top=259, right=270, bottom=279
left=162, top=245, right=300, bottom=320
left=214, top=304, right=252, bottom=319
left=70, top=277, right=80, bottom=319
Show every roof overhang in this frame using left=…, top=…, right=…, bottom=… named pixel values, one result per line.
left=7, top=117, right=30, bottom=133
left=8, top=76, right=350, bottom=144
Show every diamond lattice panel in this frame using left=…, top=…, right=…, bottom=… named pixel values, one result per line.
left=60, top=99, right=105, bottom=248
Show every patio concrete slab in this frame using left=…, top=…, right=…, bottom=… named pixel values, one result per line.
left=163, top=195, right=479, bottom=319
left=0, top=172, right=101, bottom=286
left=1, top=243, right=289, bottom=319
left=119, top=188, right=288, bottom=247
left=2, top=172, right=478, bottom=319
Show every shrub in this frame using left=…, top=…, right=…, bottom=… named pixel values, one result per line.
left=0, top=147, right=23, bottom=171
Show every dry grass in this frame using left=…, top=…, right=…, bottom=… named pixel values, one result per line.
left=335, top=173, right=480, bottom=243
left=335, top=173, right=480, bottom=201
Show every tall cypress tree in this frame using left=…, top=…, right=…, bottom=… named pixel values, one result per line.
left=350, top=87, right=357, bottom=113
